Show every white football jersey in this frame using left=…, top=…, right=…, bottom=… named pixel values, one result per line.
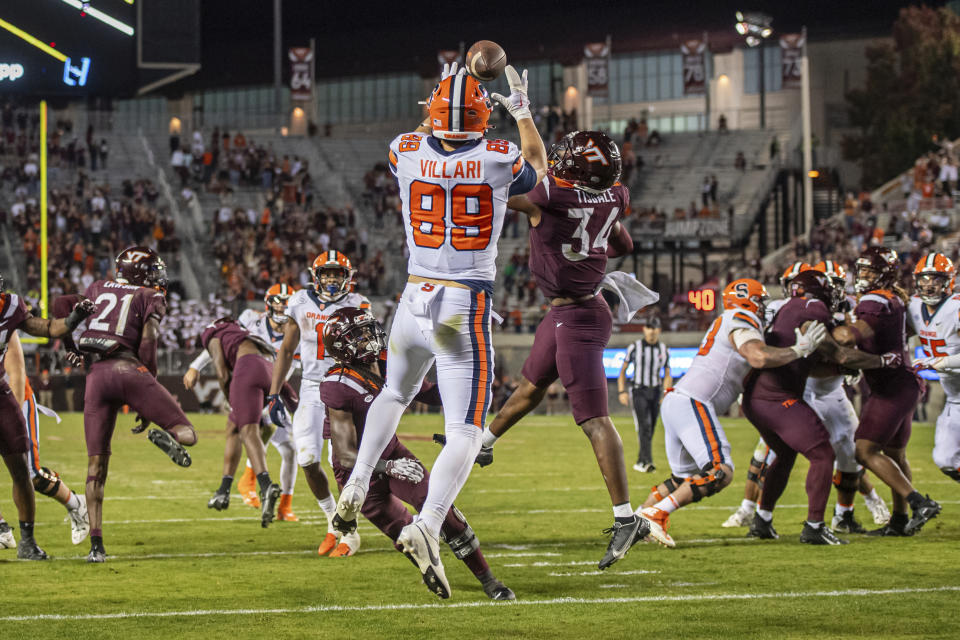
left=286, top=289, right=370, bottom=381
left=238, top=308, right=285, bottom=352
left=908, top=294, right=960, bottom=399
left=388, top=132, right=535, bottom=281
left=764, top=298, right=787, bottom=327
left=676, top=308, right=763, bottom=413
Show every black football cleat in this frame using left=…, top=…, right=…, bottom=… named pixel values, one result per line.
left=86, top=548, right=106, bottom=563
left=800, top=522, right=849, bottom=545
left=260, top=483, right=281, bottom=528
left=831, top=511, right=867, bottom=534
left=207, top=490, right=230, bottom=511
left=867, top=512, right=912, bottom=537
left=331, top=513, right=357, bottom=535
left=482, top=578, right=516, bottom=601
left=904, top=495, right=941, bottom=535
left=147, top=428, right=192, bottom=467
left=746, top=513, right=779, bottom=540
left=475, top=445, right=494, bottom=467
left=598, top=514, right=649, bottom=570
left=16, top=537, right=48, bottom=560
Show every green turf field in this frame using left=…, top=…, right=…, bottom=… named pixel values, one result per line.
left=1, top=411, right=958, bottom=639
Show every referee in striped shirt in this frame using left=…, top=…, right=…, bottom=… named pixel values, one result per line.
left=618, top=316, right=671, bottom=472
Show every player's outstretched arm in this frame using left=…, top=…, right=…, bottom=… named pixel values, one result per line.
left=733, top=321, right=827, bottom=369
left=506, top=195, right=542, bottom=226
left=817, top=329, right=886, bottom=370
left=22, top=298, right=95, bottom=338
left=492, top=65, right=547, bottom=182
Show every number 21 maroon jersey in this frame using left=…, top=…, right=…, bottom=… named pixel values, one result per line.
left=526, top=175, right=629, bottom=299
left=79, top=280, right=166, bottom=355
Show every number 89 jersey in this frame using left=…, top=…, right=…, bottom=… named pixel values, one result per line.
left=388, top=132, right=538, bottom=281
left=908, top=294, right=960, bottom=399
left=285, top=288, right=371, bottom=382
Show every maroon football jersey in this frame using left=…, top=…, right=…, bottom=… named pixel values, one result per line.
left=745, top=296, right=833, bottom=400
left=0, top=293, right=29, bottom=379
left=526, top=175, right=630, bottom=298
left=201, top=320, right=252, bottom=369
left=78, top=280, right=166, bottom=355
left=855, top=290, right=915, bottom=394
left=319, top=366, right=399, bottom=464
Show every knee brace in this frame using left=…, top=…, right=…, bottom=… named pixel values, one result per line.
left=440, top=507, right=480, bottom=560
left=940, top=467, right=960, bottom=483
left=33, top=467, right=62, bottom=497
left=688, top=465, right=727, bottom=502
left=832, top=470, right=859, bottom=492
left=661, top=475, right=684, bottom=496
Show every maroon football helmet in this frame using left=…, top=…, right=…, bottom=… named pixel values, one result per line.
left=322, top=307, right=386, bottom=365
left=789, top=270, right=835, bottom=309
left=547, top=131, right=622, bottom=193
left=115, top=246, right=168, bottom=291
left=854, top=246, right=899, bottom=294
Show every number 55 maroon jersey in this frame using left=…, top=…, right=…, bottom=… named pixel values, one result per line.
left=527, top=174, right=629, bottom=299
left=79, top=279, right=167, bottom=354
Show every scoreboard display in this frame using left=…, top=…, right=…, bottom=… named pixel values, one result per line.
left=0, top=1, right=136, bottom=96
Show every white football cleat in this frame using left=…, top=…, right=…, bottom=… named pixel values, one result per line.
left=398, top=520, right=450, bottom=599
left=333, top=480, right=367, bottom=534
left=640, top=506, right=676, bottom=548
left=722, top=504, right=753, bottom=528
left=0, top=521, right=15, bottom=549
left=68, top=494, right=90, bottom=545
left=864, top=493, right=891, bottom=526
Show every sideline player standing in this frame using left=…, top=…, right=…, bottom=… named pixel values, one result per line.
left=911, top=253, right=960, bottom=485
left=472, top=131, right=653, bottom=569
left=334, top=63, right=546, bottom=599
left=842, top=247, right=940, bottom=535
left=268, top=252, right=371, bottom=554
left=69, top=247, right=198, bottom=563
left=641, top=278, right=826, bottom=546
left=0, top=273, right=94, bottom=559
left=619, top=316, right=671, bottom=472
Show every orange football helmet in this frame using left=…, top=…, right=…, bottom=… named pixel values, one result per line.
left=428, top=71, right=492, bottom=141
left=914, top=252, right=955, bottom=306
left=312, top=251, right=353, bottom=301
left=722, top=278, right=769, bottom=317
left=813, top=260, right=848, bottom=310
left=779, top=261, right=812, bottom=297
left=264, top=283, right=294, bottom=324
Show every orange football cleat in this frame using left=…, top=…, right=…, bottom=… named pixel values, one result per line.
left=317, top=532, right=338, bottom=556
left=237, top=466, right=260, bottom=508
left=640, top=506, right=676, bottom=548
left=277, top=494, right=298, bottom=521
left=328, top=532, right=360, bottom=558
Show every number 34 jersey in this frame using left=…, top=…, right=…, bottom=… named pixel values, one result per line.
left=527, top=174, right=629, bottom=299
left=285, top=288, right=371, bottom=382
left=388, top=132, right=538, bottom=281
left=675, top=308, right=763, bottom=413
left=907, top=294, right=960, bottom=399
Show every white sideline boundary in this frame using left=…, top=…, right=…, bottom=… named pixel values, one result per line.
left=3, top=586, right=958, bottom=622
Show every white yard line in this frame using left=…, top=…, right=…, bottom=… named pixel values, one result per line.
left=4, top=586, right=957, bottom=622
left=548, top=569, right=659, bottom=577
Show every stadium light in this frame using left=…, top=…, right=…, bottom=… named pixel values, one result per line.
left=734, top=10, right=774, bottom=128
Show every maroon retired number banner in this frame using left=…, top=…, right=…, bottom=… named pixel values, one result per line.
left=584, top=42, right=610, bottom=97
left=680, top=38, right=707, bottom=95
left=289, top=47, right=313, bottom=101
left=780, top=34, right=805, bottom=89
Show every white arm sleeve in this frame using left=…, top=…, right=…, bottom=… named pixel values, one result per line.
left=731, top=328, right=764, bottom=349
left=935, top=353, right=960, bottom=370
left=188, top=349, right=213, bottom=372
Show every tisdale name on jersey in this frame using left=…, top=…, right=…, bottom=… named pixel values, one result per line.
left=419, top=159, right=483, bottom=180
left=575, top=189, right=617, bottom=204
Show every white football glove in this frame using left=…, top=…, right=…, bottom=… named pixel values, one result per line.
left=913, top=356, right=943, bottom=371
left=491, top=65, right=532, bottom=122
left=384, top=458, right=425, bottom=484
left=790, top=320, right=827, bottom=358
left=441, top=61, right=460, bottom=81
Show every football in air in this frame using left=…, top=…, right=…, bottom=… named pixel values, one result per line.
left=465, top=40, right=507, bottom=82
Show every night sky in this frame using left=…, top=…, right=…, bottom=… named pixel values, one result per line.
left=181, top=0, right=945, bottom=91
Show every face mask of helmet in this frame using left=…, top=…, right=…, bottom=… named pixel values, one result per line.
left=917, top=273, right=950, bottom=306
left=316, top=267, right=349, bottom=301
